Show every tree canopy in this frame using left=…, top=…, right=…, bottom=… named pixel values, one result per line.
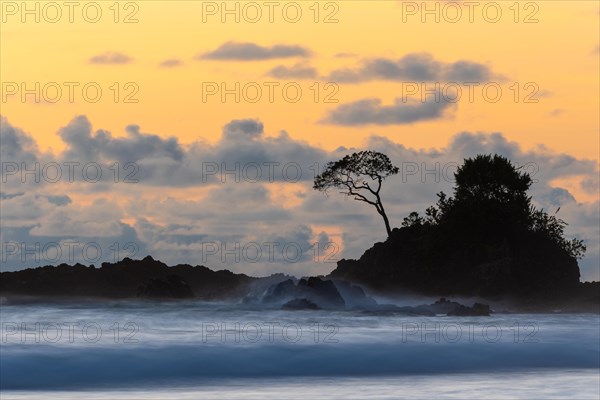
left=314, top=150, right=399, bottom=237
left=402, top=154, right=586, bottom=259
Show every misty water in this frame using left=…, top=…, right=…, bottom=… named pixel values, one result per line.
left=1, top=301, right=598, bottom=399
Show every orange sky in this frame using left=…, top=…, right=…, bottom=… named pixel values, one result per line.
left=1, top=0, right=598, bottom=161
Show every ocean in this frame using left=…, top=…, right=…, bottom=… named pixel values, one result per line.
left=1, top=301, right=598, bottom=399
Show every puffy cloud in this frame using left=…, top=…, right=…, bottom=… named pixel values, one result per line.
left=322, top=96, right=456, bottom=126
left=0, top=117, right=54, bottom=193
left=327, top=53, right=499, bottom=83
left=199, top=42, right=310, bottom=61
left=58, top=116, right=184, bottom=164
left=1, top=116, right=40, bottom=163
left=222, top=119, right=264, bottom=139
left=267, top=63, right=318, bottom=79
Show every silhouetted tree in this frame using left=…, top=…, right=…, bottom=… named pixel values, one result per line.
left=401, top=211, right=424, bottom=228
left=453, top=154, right=533, bottom=226
left=314, top=151, right=399, bottom=237
left=402, top=154, right=586, bottom=259
left=529, top=206, right=586, bottom=259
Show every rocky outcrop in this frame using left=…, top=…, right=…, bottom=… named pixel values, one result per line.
left=282, top=298, right=320, bottom=310
left=331, top=280, right=378, bottom=309
left=0, top=256, right=254, bottom=300
left=2, top=253, right=595, bottom=313
left=261, top=277, right=345, bottom=309
left=137, top=275, right=194, bottom=299
left=329, top=225, right=583, bottom=305
left=447, top=302, right=491, bottom=316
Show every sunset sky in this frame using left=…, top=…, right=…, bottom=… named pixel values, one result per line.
left=1, top=1, right=599, bottom=280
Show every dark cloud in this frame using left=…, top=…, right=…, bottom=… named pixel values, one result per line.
left=328, top=53, right=498, bottom=83
left=444, top=60, right=495, bottom=82
left=88, top=52, right=133, bottom=65
left=267, top=64, right=318, bottom=79
left=322, top=96, right=455, bottom=126
left=0, top=192, right=25, bottom=200
left=0, top=222, right=147, bottom=272
left=44, top=195, right=72, bottom=206
left=199, top=42, right=310, bottom=61
left=223, top=119, right=264, bottom=138
left=58, top=116, right=184, bottom=164
left=1, top=117, right=40, bottom=163
left=28, top=116, right=327, bottom=187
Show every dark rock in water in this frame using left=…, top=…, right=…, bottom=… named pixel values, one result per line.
left=282, top=298, right=320, bottom=310
left=447, top=302, right=491, bottom=316
left=414, top=298, right=491, bottom=316
left=331, top=280, right=378, bottom=309
left=241, top=273, right=297, bottom=304
left=298, top=277, right=345, bottom=308
left=137, top=275, right=194, bottom=299
left=262, top=279, right=296, bottom=302
left=262, top=277, right=345, bottom=309
left=421, top=297, right=464, bottom=314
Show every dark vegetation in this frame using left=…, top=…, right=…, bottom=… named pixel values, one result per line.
left=329, top=154, right=596, bottom=311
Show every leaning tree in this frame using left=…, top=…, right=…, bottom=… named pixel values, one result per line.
left=313, top=151, right=399, bottom=237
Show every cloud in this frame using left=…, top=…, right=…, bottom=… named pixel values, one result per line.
left=13, top=116, right=326, bottom=187
left=1, top=116, right=40, bottom=163
left=30, top=198, right=126, bottom=237
left=1, top=116, right=598, bottom=280
left=222, top=119, right=264, bottom=138
left=322, top=95, right=456, bottom=126
left=88, top=52, right=133, bottom=64
left=327, top=53, right=499, bottom=83
left=267, top=64, right=318, bottom=79
left=1, top=218, right=147, bottom=271
left=199, top=42, right=310, bottom=61
left=58, top=116, right=184, bottom=164
left=0, top=117, right=54, bottom=192
left=539, top=188, right=576, bottom=208
left=159, top=59, right=183, bottom=68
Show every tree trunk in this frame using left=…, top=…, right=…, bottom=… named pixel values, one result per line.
left=377, top=200, right=392, bottom=237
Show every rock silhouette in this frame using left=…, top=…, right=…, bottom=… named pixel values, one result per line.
left=0, top=256, right=254, bottom=301
left=282, top=298, right=321, bottom=310
left=260, top=277, right=345, bottom=309
left=137, top=275, right=194, bottom=299
left=329, top=226, right=581, bottom=299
